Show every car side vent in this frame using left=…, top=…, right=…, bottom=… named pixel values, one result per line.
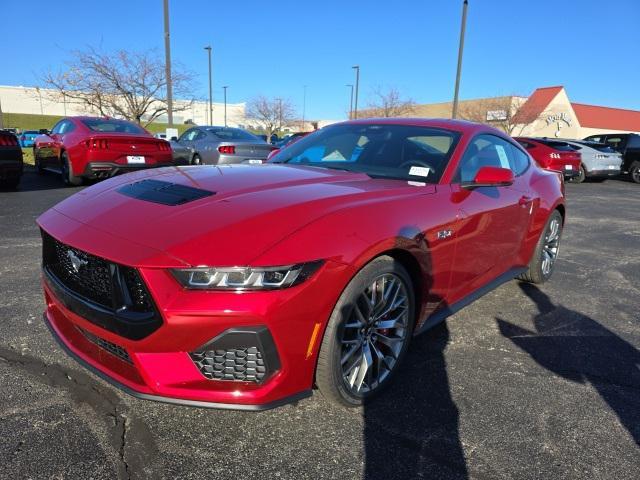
left=117, top=179, right=215, bottom=206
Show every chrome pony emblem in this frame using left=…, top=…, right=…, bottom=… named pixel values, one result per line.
left=67, top=250, right=88, bottom=273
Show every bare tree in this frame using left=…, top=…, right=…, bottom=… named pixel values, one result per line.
left=457, top=96, right=535, bottom=135
left=364, top=86, right=416, bottom=118
left=41, top=47, right=194, bottom=126
left=246, top=96, right=296, bottom=140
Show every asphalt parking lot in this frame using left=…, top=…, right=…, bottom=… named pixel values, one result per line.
left=1, top=167, right=638, bottom=480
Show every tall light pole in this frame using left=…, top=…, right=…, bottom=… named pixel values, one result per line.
left=223, top=86, right=228, bottom=127
left=451, top=0, right=469, bottom=119
left=302, top=85, right=307, bottom=130
left=352, top=65, right=360, bottom=119
left=163, top=0, right=173, bottom=127
left=346, top=84, right=354, bottom=120
left=204, top=46, right=213, bottom=125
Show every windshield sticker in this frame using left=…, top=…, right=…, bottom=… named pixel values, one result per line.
left=409, top=166, right=431, bottom=177
left=495, top=145, right=510, bottom=168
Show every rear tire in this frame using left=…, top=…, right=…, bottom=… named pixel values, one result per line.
left=34, top=148, right=45, bottom=174
left=518, top=210, right=563, bottom=284
left=61, top=152, right=82, bottom=186
left=629, top=161, right=640, bottom=184
left=572, top=165, right=586, bottom=183
left=316, top=256, right=415, bottom=407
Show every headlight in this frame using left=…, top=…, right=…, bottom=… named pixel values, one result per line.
left=171, top=261, right=323, bottom=290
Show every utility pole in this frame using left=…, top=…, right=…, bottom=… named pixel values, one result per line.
left=204, top=46, right=213, bottom=125
left=302, top=85, right=307, bottom=130
left=346, top=84, right=354, bottom=120
left=223, top=86, right=228, bottom=127
left=352, top=65, right=360, bottom=119
left=452, top=0, right=468, bottom=119
left=163, top=0, right=174, bottom=126
left=0, top=98, right=4, bottom=129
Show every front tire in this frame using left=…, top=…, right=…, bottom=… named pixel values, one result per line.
left=191, top=153, right=202, bottom=165
left=61, top=152, right=82, bottom=186
left=629, top=161, right=640, bottom=184
left=316, top=256, right=415, bottom=407
left=518, top=210, right=563, bottom=284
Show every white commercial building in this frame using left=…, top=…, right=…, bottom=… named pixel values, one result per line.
left=0, top=85, right=246, bottom=128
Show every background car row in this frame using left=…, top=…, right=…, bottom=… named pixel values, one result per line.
left=1, top=117, right=639, bottom=189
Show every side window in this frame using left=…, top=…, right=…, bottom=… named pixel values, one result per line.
left=50, top=121, right=64, bottom=135
left=454, top=134, right=514, bottom=183
left=606, top=136, right=627, bottom=152
left=507, top=143, right=530, bottom=176
left=195, top=130, right=208, bottom=141
left=586, top=135, right=602, bottom=143
left=179, top=129, right=198, bottom=142
left=59, top=120, right=75, bottom=135
left=627, top=135, right=640, bottom=149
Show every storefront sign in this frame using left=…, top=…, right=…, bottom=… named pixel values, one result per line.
left=546, top=112, right=572, bottom=127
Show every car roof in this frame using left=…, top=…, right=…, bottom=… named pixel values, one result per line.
left=335, top=117, right=506, bottom=136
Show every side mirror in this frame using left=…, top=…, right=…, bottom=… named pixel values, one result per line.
left=170, top=136, right=178, bottom=141
left=462, top=166, right=514, bottom=189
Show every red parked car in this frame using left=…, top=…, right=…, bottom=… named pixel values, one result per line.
left=514, top=137, right=581, bottom=179
left=34, top=117, right=173, bottom=186
left=38, top=119, right=565, bottom=409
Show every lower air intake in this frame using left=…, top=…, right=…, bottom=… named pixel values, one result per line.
left=189, top=326, right=281, bottom=384
left=190, top=348, right=266, bottom=382
left=79, top=327, right=133, bottom=365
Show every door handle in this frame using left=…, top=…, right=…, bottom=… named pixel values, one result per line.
left=519, top=195, right=533, bottom=206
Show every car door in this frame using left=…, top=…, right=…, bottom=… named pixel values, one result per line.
left=194, top=130, right=218, bottom=164
left=50, top=120, right=76, bottom=169
left=37, top=120, right=64, bottom=168
left=447, top=134, right=533, bottom=303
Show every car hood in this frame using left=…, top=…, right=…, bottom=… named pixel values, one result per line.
left=39, top=164, right=427, bottom=267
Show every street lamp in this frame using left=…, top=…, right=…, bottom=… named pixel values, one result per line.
left=346, top=84, right=354, bottom=120
left=223, top=85, right=228, bottom=127
left=204, top=46, right=213, bottom=125
left=163, top=0, right=173, bottom=126
left=451, top=0, right=469, bottom=119
left=352, top=65, right=360, bottom=119
left=302, top=85, right=307, bottom=131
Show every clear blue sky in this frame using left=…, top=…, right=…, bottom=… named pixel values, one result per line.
left=2, top=0, right=639, bottom=120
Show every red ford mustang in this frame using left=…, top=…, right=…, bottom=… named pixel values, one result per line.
left=38, top=119, right=565, bottom=409
left=34, top=116, right=173, bottom=185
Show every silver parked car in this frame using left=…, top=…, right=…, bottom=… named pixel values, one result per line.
left=558, top=139, right=623, bottom=183
left=176, top=126, right=275, bottom=165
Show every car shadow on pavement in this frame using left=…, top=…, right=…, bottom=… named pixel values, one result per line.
left=497, top=282, right=640, bottom=446
left=363, top=321, right=469, bottom=479
left=4, top=169, right=74, bottom=192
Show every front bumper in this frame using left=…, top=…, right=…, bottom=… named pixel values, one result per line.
left=42, top=253, right=347, bottom=409
left=586, top=168, right=621, bottom=178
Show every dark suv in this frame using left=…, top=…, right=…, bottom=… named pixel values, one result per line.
left=583, top=133, right=640, bottom=183
left=0, top=130, right=24, bottom=189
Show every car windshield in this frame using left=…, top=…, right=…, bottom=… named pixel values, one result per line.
left=81, top=118, right=147, bottom=134
left=207, top=128, right=260, bottom=141
left=269, top=124, right=461, bottom=183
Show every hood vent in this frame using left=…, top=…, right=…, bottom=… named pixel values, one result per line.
left=117, top=179, right=215, bottom=206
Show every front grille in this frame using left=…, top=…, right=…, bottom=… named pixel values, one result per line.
left=45, top=233, right=113, bottom=308
left=42, top=231, right=153, bottom=313
left=41, top=230, right=162, bottom=340
left=190, top=347, right=267, bottom=383
left=79, top=327, right=133, bottom=365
